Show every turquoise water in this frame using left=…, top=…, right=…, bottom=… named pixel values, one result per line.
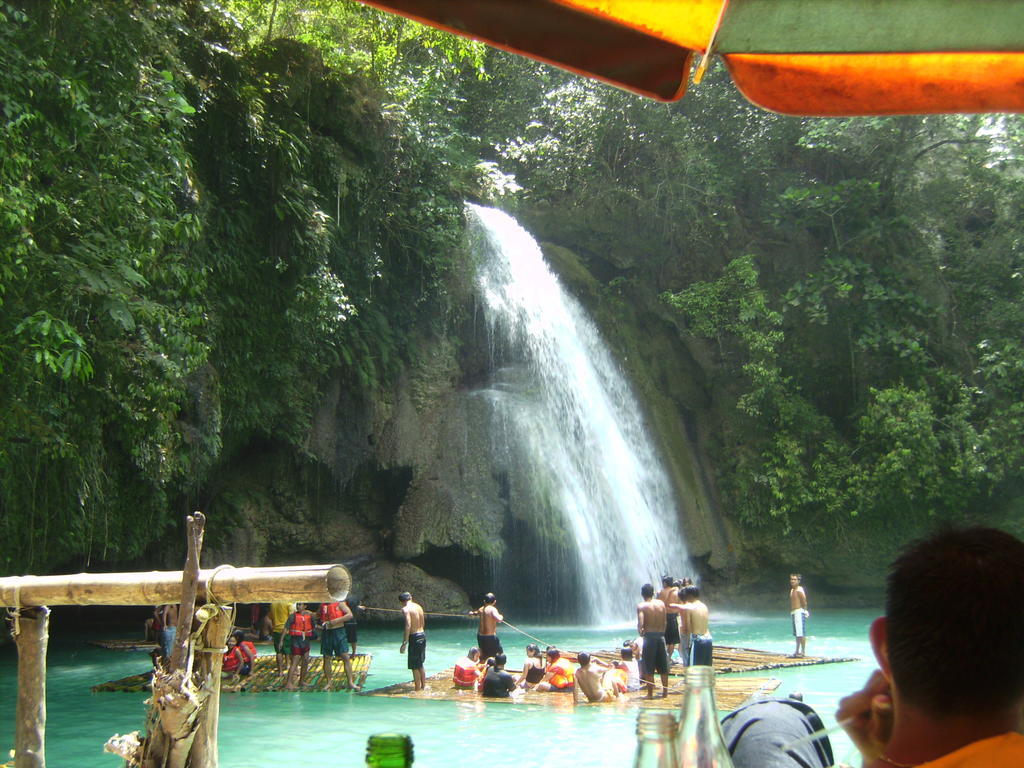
left=1, top=609, right=881, bottom=767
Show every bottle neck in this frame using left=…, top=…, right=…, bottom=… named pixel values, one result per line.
left=633, top=711, right=679, bottom=768
left=684, top=665, right=715, bottom=690
left=636, top=710, right=678, bottom=740
left=366, top=733, right=414, bottom=768
left=676, top=666, right=735, bottom=768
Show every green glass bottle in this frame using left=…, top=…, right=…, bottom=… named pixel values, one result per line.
left=631, top=710, right=678, bottom=768
left=366, top=733, right=414, bottom=768
left=675, top=666, right=735, bottom=768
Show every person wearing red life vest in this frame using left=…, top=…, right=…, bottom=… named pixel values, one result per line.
left=317, top=601, right=357, bottom=690
left=222, top=635, right=246, bottom=676
left=452, top=647, right=483, bottom=689
left=284, top=602, right=316, bottom=690
left=232, top=630, right=258, bottom=676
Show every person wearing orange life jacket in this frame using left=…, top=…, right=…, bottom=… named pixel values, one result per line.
left=284, top=602, right=316, bottom=690
left=452, top=647, right=484, bottom=689
left=317, top=601, right=358, bottom=690
left=532, top=647, right=574, bottom=691
left=232, top=630, right=258, bottom=677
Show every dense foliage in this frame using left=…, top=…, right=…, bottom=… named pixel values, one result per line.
left=463, top=67, right=1024, bottom=544
left=0, top=0, right=473, bottom=573
left=3, top=0, right=1022, bottom=577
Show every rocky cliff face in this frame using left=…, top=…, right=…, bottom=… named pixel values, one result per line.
left=202, top=217, right=753, bottom=617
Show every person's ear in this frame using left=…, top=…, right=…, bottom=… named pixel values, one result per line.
left=869, top=616, right=891, bottom=680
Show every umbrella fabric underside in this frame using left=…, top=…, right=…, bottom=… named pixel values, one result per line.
left=359, top=0, right=1024, bottom=115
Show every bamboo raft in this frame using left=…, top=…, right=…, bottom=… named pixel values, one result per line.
left=90, top=637, right=275, bottom=651
left=93, top=653, right=372, bottom=693
left=362, top=671, right=781, bottom=711
left=592, top=645, right=858, bottom=675
left=89, top=639, right=159, bottom=651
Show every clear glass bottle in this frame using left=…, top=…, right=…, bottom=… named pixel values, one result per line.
left=366, top=733, right=414, bottom=768
left=631, top=709, right=679, bottom=768
left=675, top=665, right=735, bottom=768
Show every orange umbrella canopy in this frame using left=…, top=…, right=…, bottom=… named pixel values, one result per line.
left=358, top=0, right=1024, bottom=116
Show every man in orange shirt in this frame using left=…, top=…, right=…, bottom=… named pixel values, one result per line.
left=838, top=528, right=1024, bottom=768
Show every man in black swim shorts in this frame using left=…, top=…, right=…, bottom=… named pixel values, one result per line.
left=637, top=583, right=670, bottom=699
left=659, top=575, right=682, bottom=663
left=470, top=592, right=504, bottom=661
left=399, top=591, right=427, bottom=690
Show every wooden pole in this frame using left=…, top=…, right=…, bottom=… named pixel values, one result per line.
left=190, top=605, right=235, bottom=768
left=12, top=606, right=49, bottom=768
left=0, top=563, right=350, bottom=607
left=170, top=513, right=204, bottom=673
left=144, top=513, right=208, bottom=768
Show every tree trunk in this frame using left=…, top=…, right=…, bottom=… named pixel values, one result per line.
left=142, top=513, right=207, bottom=768
left=189, top=606, right=235, bottom=768
left=13, top=607, right=49, bottom=768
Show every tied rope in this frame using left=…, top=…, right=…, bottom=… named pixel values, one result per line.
left=190, top=564, right=237, bottom=659
left=204, top=563, right=235, bottom=607
left=499, top=619, right=556, bottom=650
left=362, top=606, right=475, bottom=619
left=361, top=606, right=561, bottom=650
left=5, top=577, right=23, bottom=639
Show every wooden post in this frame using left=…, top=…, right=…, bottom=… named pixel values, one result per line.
left=170, top=512, right=205, bottom=673
left=13, top=606, right=49, bottom=768
left=1, top=511, right=352, bottom=768
left=143, top=513, right=207, bottom=768
left=190, top=605, right=235, bottom=768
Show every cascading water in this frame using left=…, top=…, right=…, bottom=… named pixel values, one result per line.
left=466, top=203, right=691, bottom=623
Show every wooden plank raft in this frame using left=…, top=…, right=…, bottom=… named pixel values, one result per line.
left=90, top=637, right=276, bottom=651
left=93, top=653, right=372, bottom=693
left=362, top=671, right=781, bottom=711
left=592, top=645, right=858, bottom=675
left=89, top=639, right=159, bottom=651
left=228, top=653, right=372, bottom=692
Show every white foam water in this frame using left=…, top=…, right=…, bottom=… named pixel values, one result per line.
left=467, top=203, right=691, bottom=621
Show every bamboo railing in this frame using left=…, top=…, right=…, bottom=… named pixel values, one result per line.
left=0, top=563, right=350, bottom=607
left=3, top=510, right=353, bottom=768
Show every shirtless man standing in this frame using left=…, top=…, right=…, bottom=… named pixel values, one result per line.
left=789, top=574, right=809, bottom=658
left=470, top=592, right=503, bottom=661
left=674, top=585, right=712, bottom=666
left=399, top=591, right=427, bottom=691
left=658, top=576, right=681, bottom=664
left=637, top=583, right=669, bottom=699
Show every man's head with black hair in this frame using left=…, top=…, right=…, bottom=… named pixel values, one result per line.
left=641, top=583, right=655, bottom=599
left=880, top=527, right=1024, bottom=715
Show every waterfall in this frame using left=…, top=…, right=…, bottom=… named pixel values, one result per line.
left=466, top=203, right=691, bottom=623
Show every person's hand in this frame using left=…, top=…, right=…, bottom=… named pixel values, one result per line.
left=837, top=670, right=894, bottom=762
left=400, top=641, right=407, bottom=654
